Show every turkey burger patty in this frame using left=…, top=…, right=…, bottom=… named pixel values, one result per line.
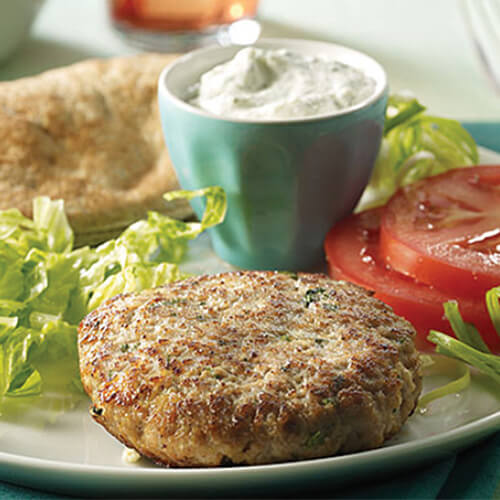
left=78, top=271, right=422, bottom=467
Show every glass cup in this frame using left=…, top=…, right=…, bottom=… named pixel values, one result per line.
left=108, top=0, right=260, bottom=52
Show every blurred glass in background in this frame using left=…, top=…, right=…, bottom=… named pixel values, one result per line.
left=460, top=0, right=500, bottom=96
left=109, top=0, right=260, bottom=52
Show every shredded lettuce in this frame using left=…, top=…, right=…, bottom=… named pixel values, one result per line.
left=419, top=289, right=500, bottom=408
left=358, top=94, right=479, bottom=211
left=417, top=357, right=470, bottom=410
left=0, top=187, right=226, bottom=411
left=486, top=287, right=500, bottom=335
left=427, top=288, right=500, bottom=388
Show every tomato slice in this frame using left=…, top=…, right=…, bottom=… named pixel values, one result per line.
left=380, top=166, right=500, bottom=298
left=324, top=209, right=499, bottom=352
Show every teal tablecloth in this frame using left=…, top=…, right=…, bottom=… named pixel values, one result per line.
left=1, top=123, right=499, bottom=499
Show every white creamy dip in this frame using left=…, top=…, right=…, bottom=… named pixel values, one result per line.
left=189, top=47, right=376, bottom=120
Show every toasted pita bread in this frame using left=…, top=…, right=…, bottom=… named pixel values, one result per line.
left=0, top=54, right=193, bottom=246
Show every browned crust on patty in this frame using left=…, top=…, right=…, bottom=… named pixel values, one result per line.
left=0, top=54, right=192, bottom=244
left=78, top=271, right=422, bottom=467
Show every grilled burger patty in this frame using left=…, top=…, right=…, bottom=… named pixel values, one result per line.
left=78, top=271, right=422, bottom=467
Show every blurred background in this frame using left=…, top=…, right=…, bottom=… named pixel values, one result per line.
left=0, top=0, right=498, bottom=121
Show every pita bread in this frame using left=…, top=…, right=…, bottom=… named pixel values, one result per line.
left=0, top=54, right=193, bottom=246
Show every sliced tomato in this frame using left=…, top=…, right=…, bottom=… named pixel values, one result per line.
left=380, top=166, right=500, bottom=298
left=324, top=209, right=499, bottom=352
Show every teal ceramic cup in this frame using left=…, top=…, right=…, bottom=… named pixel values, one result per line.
left=158, top=38, right=388, bottom=270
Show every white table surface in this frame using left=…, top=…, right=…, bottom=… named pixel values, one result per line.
left=0, top=0, right=499, bottom=121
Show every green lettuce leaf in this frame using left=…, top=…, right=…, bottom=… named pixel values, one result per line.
left=0, top=187, right=227, bottom=410
left=24, top=250, right=79, bottom=315
left=417, top=357, right=470, bottom=410
left=442, top=301, right=490, bottom=354
left=0, top=209, right=39, bottom=255
left=0, top=326, right=43, bottom=398
left=428, top=331, right=500, bottom=385
left=358, top=94, right=479, bottom=211
left=87, top=263, right=184, bottom=311
left=33, top=197, right=74, bottom=253
left=427, top=289, right=500, bottom=386
left=486, top=287, right=500, bottom=336
left=0, top=241, right=24, bottom=300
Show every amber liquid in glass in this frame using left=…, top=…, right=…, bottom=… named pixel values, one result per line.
left=111, top=0, right=259, bottom=32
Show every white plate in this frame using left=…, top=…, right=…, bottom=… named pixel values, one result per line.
left=0, top=149, right=499, bottom=497
left=0, top=356, right=498, bottom=497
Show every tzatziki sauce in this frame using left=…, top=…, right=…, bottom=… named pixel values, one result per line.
left=188, top=47, right=376, bottom=120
